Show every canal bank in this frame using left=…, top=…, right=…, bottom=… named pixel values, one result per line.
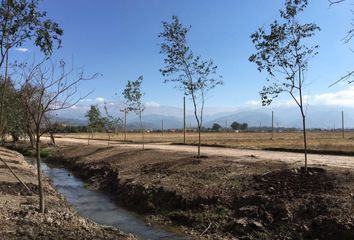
left=0, top=147, right=135, bottom=240
left=46, top=143, right=354, bottom=240
left=25, top=158, right=189, bottom=240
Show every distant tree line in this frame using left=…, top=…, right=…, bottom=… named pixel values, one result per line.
left=211, top=122, right=248, bottom=131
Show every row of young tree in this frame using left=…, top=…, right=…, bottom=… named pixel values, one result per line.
left=0, top=0, right=352, bottom=214
left=85, top=0, right=350, bottom=170
left=85, top=75, right=146, bottom=147
left=157, top=0, right=350, bottom=173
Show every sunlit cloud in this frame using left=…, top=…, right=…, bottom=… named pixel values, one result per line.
left=80, top=98, right=92, bottom=102
left=246, top=86, right=354, bottom=108
left=15, top=47, right=29, bottom=52
left=245, top=100, right=260, bottom=106
left=96, top=97, right=105, bottom=102
left=145, top=101, right=161, bottom=107
left=311, top=86, right=354, bottom=106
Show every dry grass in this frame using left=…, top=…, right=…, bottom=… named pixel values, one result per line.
left=55, top=131, right=354, bottom=153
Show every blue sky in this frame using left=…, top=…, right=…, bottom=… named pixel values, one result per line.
left=11, top=0, right=354, bottom=110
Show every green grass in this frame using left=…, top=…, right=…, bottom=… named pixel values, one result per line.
left=83, top=182, right=91, bottom=189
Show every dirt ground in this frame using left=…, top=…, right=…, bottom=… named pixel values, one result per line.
left=0, top=147, right=135, bottom=240
left=47, top=142, right=354, bottom=240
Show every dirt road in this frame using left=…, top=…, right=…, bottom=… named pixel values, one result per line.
left=50, top=137, right=354, bottom=169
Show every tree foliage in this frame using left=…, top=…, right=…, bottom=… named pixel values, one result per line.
left=249, top=0, right=319, bottom=170
left=122, top=75, right=145, bottom=116
left=0, top=77, right=26, bottom=142
left=102, top=103, right=123, bottom=134
left=231, top=121, right=248, bottom=131
left=85, top=105, right=104, bottom=131
left=0, top=0, right=63, bottom=67
left=122, top=75, right=145, bottom=149
left=249, top=0, right=320, bottom=106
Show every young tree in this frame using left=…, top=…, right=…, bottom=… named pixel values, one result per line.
left=122, top=76, right=145, bottom=149
left=158, top=15, right=223, bottom=158
left=20, top=59, right=97, bottom=213
left=120, top=107, right=128, bottom=141
left=102, top=103, right=123, bottom=145
left=43, top=114, right=60, bottom=146
left=85, top=104, right=103, bottom=143
left=0, top=0, right=63, bottom=136
left=249, top=0, right=320, bottom=171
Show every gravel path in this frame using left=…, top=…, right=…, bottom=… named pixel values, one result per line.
left=50, top=137, right=354, bottom=169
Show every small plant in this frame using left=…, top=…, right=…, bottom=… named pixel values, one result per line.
left=40, top=149, right=51, bottom=158
left=83, top=182, right=91, bottom=189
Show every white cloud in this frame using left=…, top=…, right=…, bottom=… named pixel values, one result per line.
left=311, top=86, right=354, bottom=106
left=251, top=86, right=354, bottom=108
left=145, top=101, right=161, bottom=107
left=15, top=47, right=29, bottom=52
left=80, top=98, right=92, bottom=102
left=245, top=100, right=260, bottom=106
left=96, top=97, right=105, bottom=102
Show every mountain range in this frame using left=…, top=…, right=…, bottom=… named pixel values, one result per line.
left=56, top=103, right=354, bottom=130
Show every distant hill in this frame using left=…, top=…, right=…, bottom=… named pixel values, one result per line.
left=55, top=104, right=354, bottom=130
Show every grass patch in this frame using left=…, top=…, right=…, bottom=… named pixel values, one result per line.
left=6, top=144, right=33, bottom=156
left=83, top=182, right=90, bottom=189
left=40, top=149, right=51, bottom=158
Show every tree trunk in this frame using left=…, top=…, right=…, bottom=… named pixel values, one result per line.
left=49, top=132, right=56, bottom=146
left=0, top=50, right=9, bottom=138
left=183, top=96, right=186, bottom=144
left=140, top=115, right=144, bottom=150
left=124, top=110, right=127, bottom=141
left=87, top=128, right=90, bottom=145
left=27, top=128, right=35, bottom=148
left=11, top=132, right=19, bottom=145
left=198, top=126, right=201, bottom=158
left=36, top=134, right=45, bottom=213
left=301, top=114, right=308, bottom=172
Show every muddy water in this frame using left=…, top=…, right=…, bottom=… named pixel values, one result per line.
left=26, top=158, right=189, bottom=240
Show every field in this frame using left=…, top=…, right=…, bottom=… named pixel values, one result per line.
left=55, top=131, right=354, bottom=154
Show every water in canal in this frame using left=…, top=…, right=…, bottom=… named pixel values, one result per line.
left=26, top=158, right=189, bottom=240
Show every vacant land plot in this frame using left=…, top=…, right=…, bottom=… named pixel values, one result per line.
left=48, top=143, right=354, bottom=240
left=56, top=131, right=354, bottom=153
